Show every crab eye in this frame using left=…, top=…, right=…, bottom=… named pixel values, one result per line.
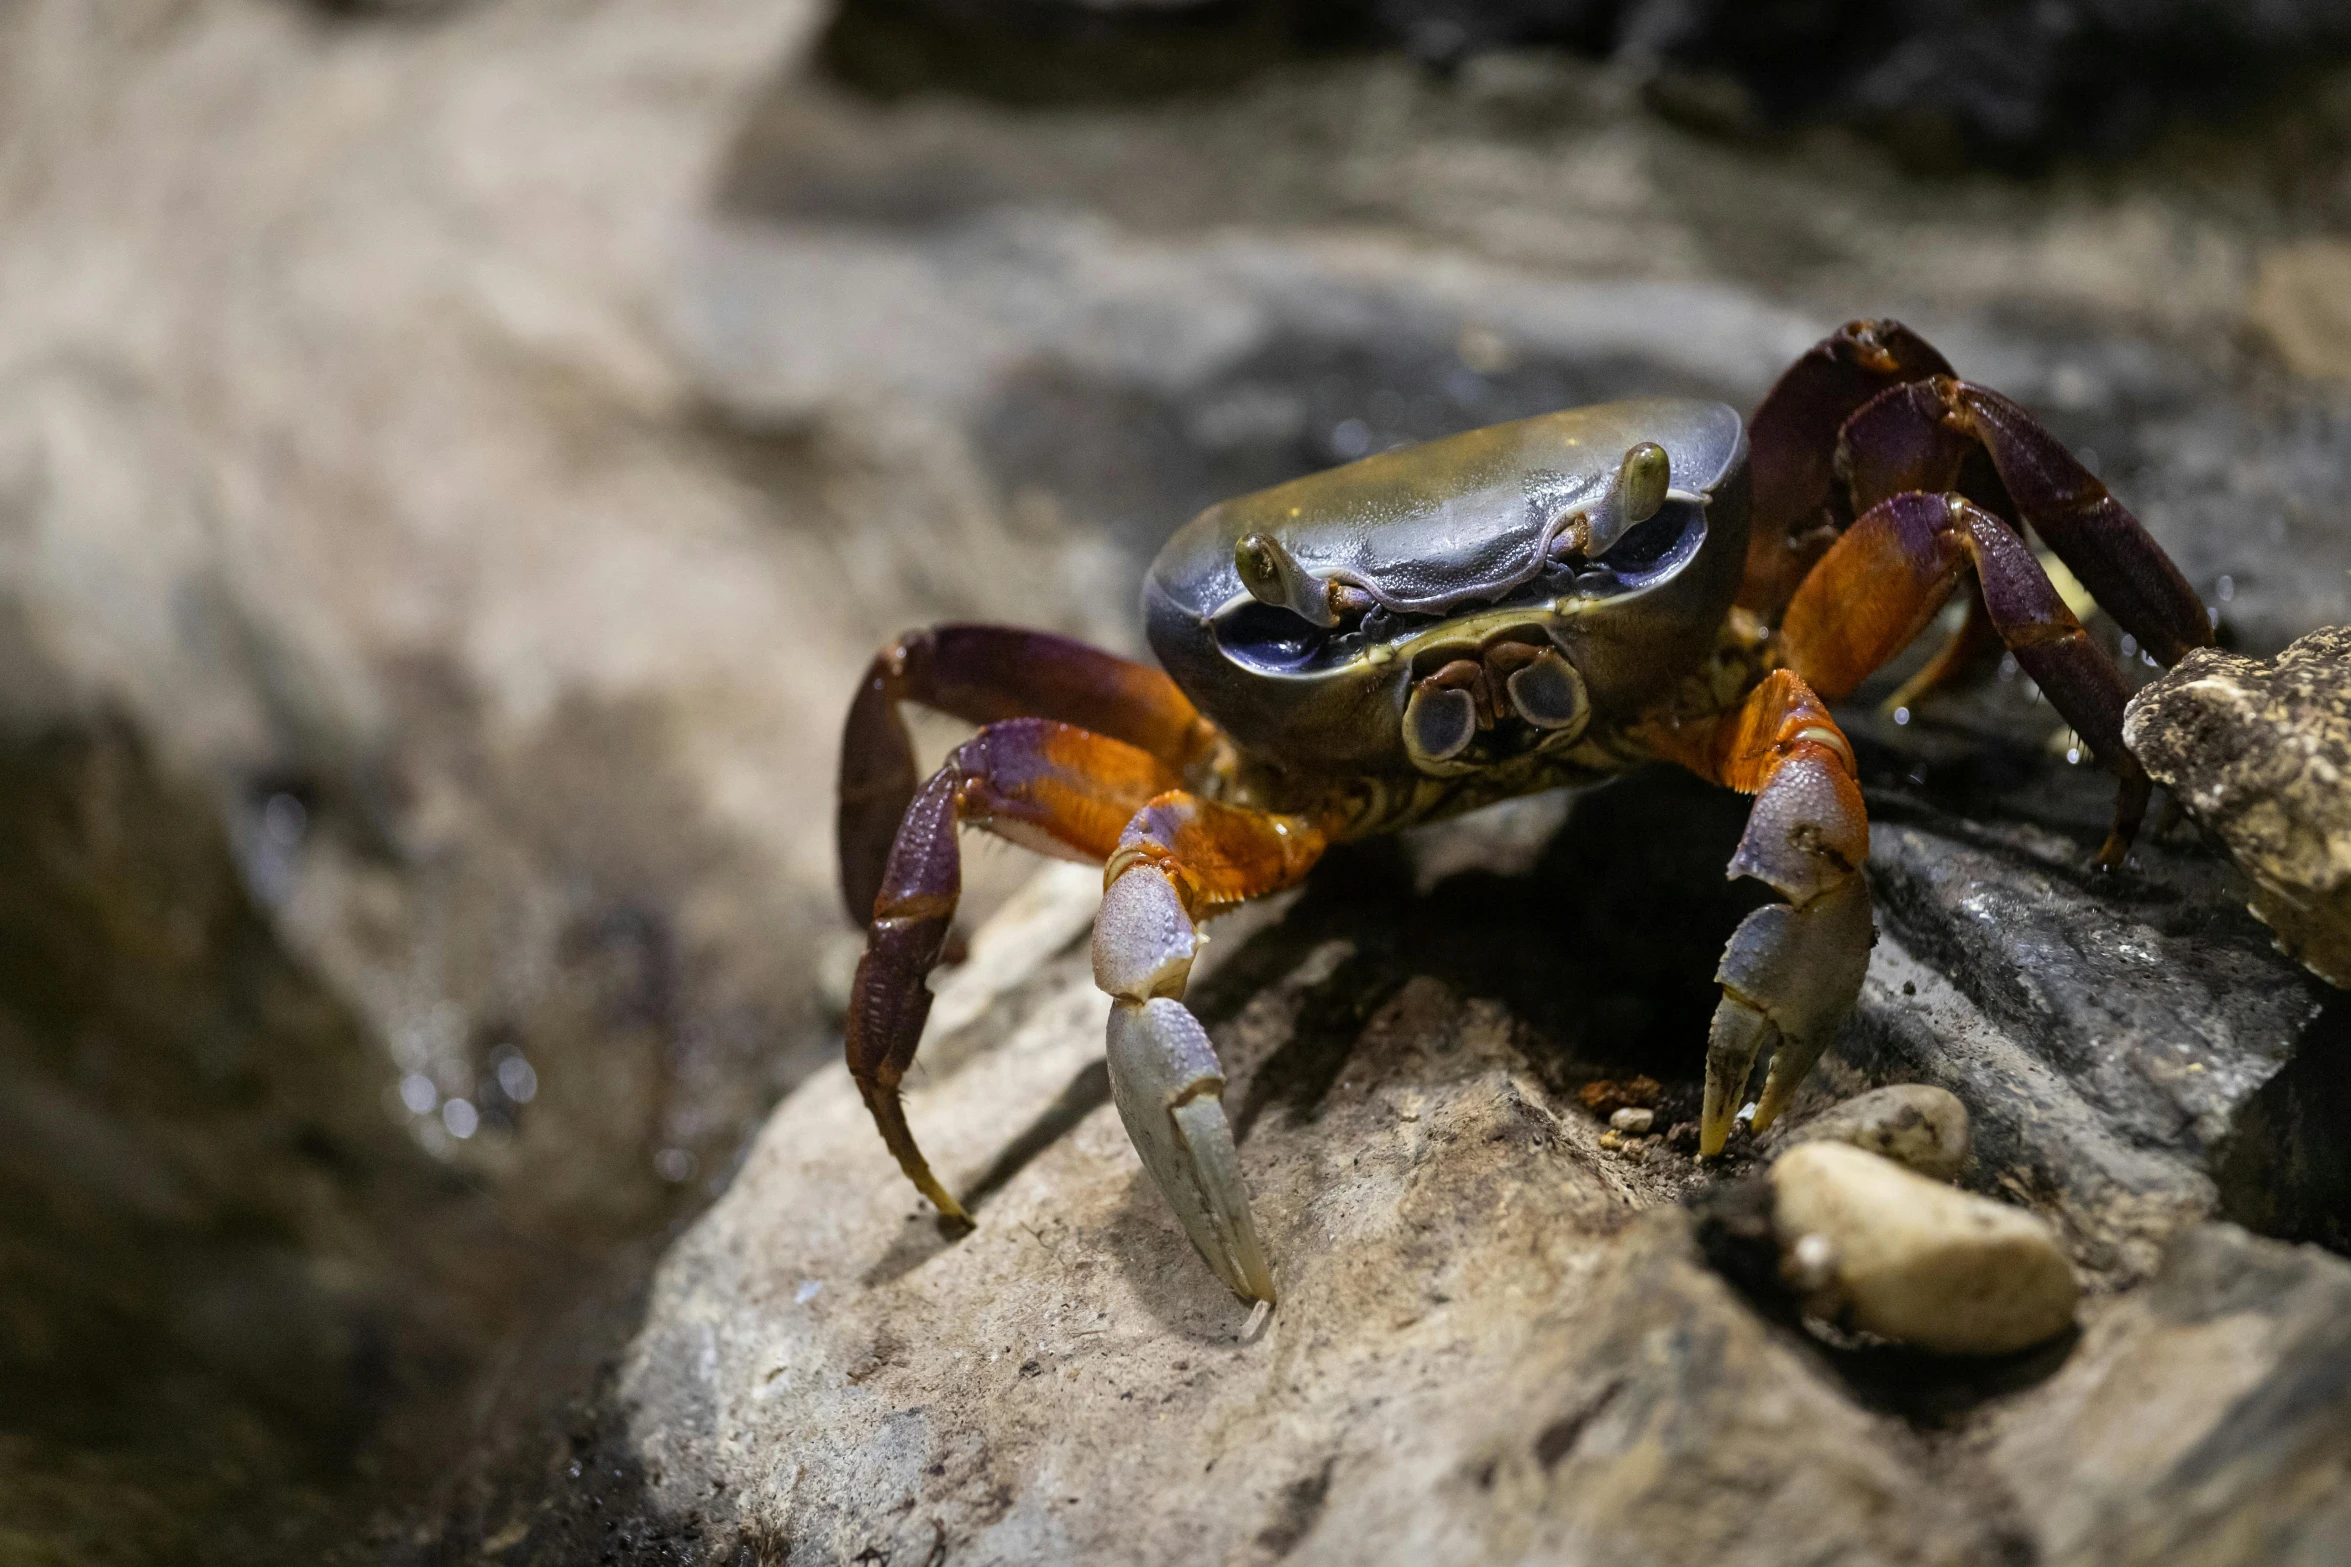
left=1619, top=442, right=1670, bottom=526
left=1235, top=531, right=1341, bottom=628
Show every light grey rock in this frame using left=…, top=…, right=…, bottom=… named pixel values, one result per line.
left=606, top=889, right=2004, bottom=1567
left=1987, top=1222, right=2351, bottom=1567
left=1774, top=1082, right=1970, bottom=1180
left=1770, top=1142, right=2078, bottom=1356
left=2125, top=626, right=2351, bottom=990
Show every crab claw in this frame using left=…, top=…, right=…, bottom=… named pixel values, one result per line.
left=1700, top=874, right=1875, bottom=1156
left=1094, top=862, right=1276, bottom=1303
left=1105, top=998, right=1275, bottom=1302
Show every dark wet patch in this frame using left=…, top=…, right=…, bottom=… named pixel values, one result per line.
left=1253, top=1456, right=1337, bottom=1558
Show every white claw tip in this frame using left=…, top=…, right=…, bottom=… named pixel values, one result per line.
left=1241, top=1298, right=1274, bottom=1341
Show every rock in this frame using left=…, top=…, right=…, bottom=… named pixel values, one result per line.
left=815, top=0, right=2351, bottom=166
left=0, top=718, right=537, bottom=1564
left=1773, top=1082, right=1970, bottom=1182
left=599, top=887, right=2011, bottom=1567
left=1770, top=1142, right=2078, bottom=1356
left=2124, top=627, right=2351, bottom=990
left=1609, top=1105, right=1655, bottom=1134
left=1817, top=802, right=2343, bottom=1284
left=1985, top=1223, right=2351, bottom=1566
left=2251, top=242, right=2351, bottom=382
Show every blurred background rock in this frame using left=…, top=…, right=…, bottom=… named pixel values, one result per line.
left=1, top=0, right=2349, bottom=1561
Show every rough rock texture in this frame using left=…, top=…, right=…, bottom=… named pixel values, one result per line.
left=1985, top=1223, right=2351, bottom=1567
left=2125, top=626, right=2351, bottom=989
left=594, top=808, right=2348, bottom=1565
left=613, top=867, right=2011, bottom=1567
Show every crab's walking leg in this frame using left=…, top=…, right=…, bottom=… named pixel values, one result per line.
left=1740, top=320, right=1956, bottom=612
left=1781, top=490, right=2151, bottom=864
left=1838, top=379, right=2214, bottom=665
left=1095, top=793, right=1327, bottom=1302
left=839, top=625, right=1219, bottom=925
left=849, top=719, right=1182, bottom=1220
left=1647, top=672, right=1874, bottom=1156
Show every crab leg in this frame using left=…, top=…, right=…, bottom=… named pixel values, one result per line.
left=847, top=718, right=1181, bottom=1220
left=1095, top=793, right=1327, bottom=1302
left=1838, top=379, right=2214, bottom=665
left=1645, top=670, right=1874, bottom=1156
left=839, top=624, right=1220, bottom=925
left=1780, top=490, right=2151, bottom=864
left=1740, top=319, right=1956, bottom=612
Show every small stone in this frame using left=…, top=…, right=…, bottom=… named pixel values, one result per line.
left=1778, top=1084, right=1970, bottom=1182
left=1609, top=1106, right=1655, bottom=1135
left=1769, top=1143, right=2079, bottom=1355
left=1598, top=1130, right=1623, bottom=1151
left=1578, top=1075, right=1663, bottom=1118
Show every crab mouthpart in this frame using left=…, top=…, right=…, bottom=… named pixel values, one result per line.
left=1401, top=634, right=1591, bottom=773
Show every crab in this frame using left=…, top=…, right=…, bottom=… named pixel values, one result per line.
left=836, top=320, right=2212, bottom=1304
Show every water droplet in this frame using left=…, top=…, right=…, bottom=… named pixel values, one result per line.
left=262, top=792, right=307, bottom=846
left=1329, top=418, right=1372, bottom=460
left=2119, top=633, right=2137, bottom=657
left=496, top=1054, right=538, bottom=1104
left=399, top=1073, right=438, bottom=1115
left=2216, top=574, right=2234, bottom=603
left=1893, top=706, right=1911, bottom=726
left=656, top=1147, right=695, bottom=1182
left=442, top=1098, right=479, bottom=1139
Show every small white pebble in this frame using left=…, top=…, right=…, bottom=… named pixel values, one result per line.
left=1609, top=1107, right=1655, bottom=1135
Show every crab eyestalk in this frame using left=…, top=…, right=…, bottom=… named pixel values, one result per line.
left=1235, top=530, right=1341, bottom=628
left=1557, top=441, right=1673, bottom=558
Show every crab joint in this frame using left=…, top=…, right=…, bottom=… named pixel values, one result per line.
left=1235, top=531, right=1341, bottom=628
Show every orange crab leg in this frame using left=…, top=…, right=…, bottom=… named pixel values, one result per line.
left=1094, top=793, right=1328, bottom=1303
left=1779, top=490, right=2151, bottom=865
left=1645, top=670, right=1873, bottom=1155
left=838, top=624, right=1221, bottom=925
left=847, top=718, right=1182, bottom=1221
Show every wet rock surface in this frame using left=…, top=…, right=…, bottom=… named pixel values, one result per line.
left=816, top=0, right=2351, bottom=167
left=2125, top=626, right=2351, bottom=990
